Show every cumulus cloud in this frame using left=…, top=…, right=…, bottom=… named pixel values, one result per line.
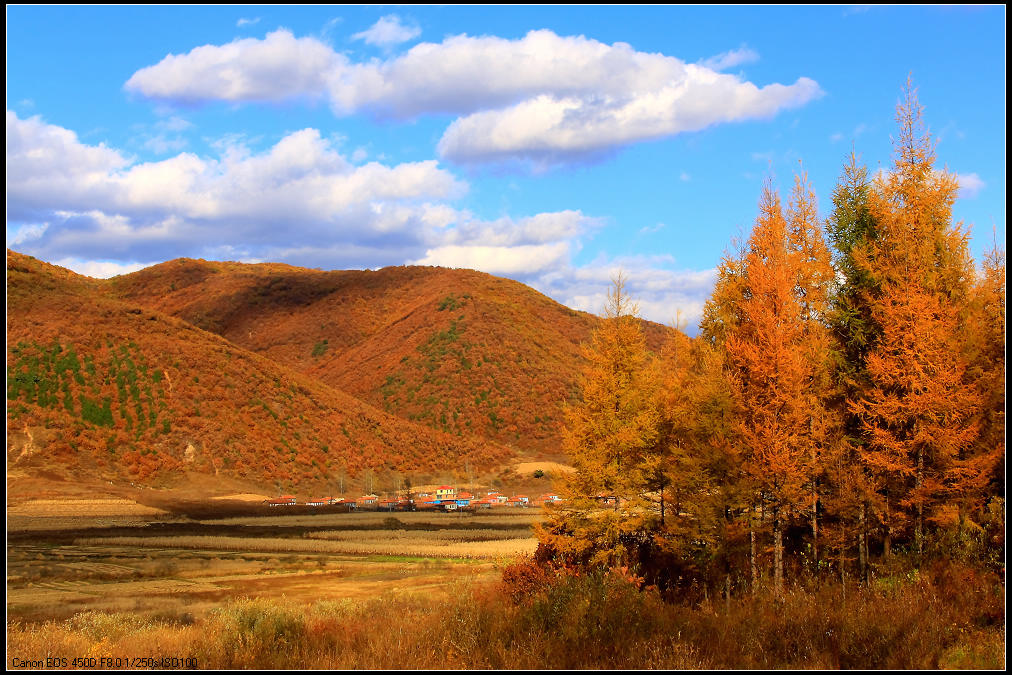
left=416, top=242, right=572, bottom=276
left=7, top=111, right=718, bottom=331
left=352, top=15, right=421, bottom=47
left=125, top=29, right=822, bottom=167
left=125, top=30, right=342, bottom=103
left=437, top=75, right=820, bottom=166
left=534, top=257, right=718, bottom=330
left=7, top=111, right=462, bottom=263
left=53, top=258, right=150, bottom=278
left=957, top=172, right=985, bottom=198
left=237, top=17, right=260, bottom=28
left=412, top=210, right=599, bottom=276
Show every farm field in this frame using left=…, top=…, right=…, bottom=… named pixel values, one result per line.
left=7, top=507, right=542, bottom=625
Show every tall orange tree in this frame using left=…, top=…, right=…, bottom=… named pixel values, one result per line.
left=956, top=243, right=1005, bottom=527
left=721, top=175, right=833, bottom=594
left=850, top=81, right=981, bottom=558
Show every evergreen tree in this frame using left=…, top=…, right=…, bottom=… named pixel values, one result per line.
left=825, top=152, right=881, bottom=582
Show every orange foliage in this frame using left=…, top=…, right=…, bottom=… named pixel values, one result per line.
left=850, top=82, right=982, bottom=553
left=7, top=251, right=511, bottom=490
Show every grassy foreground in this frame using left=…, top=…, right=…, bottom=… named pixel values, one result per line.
left=8, top=562, right=1004, bottom=669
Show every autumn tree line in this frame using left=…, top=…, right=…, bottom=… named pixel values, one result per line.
left=535, top=82, right=1005, bottom=596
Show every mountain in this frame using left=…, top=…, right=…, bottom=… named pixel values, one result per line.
left=6, top=251, right=512, bottom=491
left=108, top=259, right=673, bottom=455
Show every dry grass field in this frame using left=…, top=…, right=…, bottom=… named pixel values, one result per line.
left=6, top=504, right=539, bottom=627
left=8, top=499, right=1002, bottom=669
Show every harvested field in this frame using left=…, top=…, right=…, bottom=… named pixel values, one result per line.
left=7, top=498, right=170, bottom=517
left=7, top=505, right=541, bottom=624
left=201, top=510, right=544, bottom=528
left=306, top=528, right=533, bottom=543
left=76, top=534, right=537, bottom=560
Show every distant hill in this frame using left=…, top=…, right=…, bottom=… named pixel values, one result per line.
left=109, top=259, right=673, bottom=454
left=6, top=251, right=512, bottom=491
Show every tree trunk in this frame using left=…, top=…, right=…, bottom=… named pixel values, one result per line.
left=883, top=500, right=892, bottom=558
left=858, top=503, right=867, bottom=584
left=750, top=506, right=758, bottom=595
left=773, top=505, right=783, bottom=596
left=916, top=445, right=924, bottom=559
left=840, top=538, right=846, bottom=602
left=811, top=489, right=819, bottom=570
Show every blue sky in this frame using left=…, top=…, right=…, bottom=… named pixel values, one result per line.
left=6, top=6, right=1005, bottom=331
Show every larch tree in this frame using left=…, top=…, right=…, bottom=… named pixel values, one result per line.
left=786, top=171, right=836, bottom=568
left=535, top=273, right=662, bottom=571
left=650, top=328, right=729, bottom=589
left=956, top=243, right=1005, bottom=523
left=850, top=80, right=981, bottom=558
left=722, top=178, right=831, bottom=594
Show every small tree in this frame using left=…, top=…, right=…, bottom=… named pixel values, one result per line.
left=536, top=273, right=662, bottom=571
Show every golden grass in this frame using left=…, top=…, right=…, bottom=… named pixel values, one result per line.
left=76, top=535, right=537, bottom=560
left=511, top=460, right=576, bottom=475
left=7, top=498, right=169, bottom=517
left=211, top=493, right=271, bottom=502
left=8, top=573, right=1003, bottom=669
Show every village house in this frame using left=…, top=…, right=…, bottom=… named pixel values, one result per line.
left=265, top=495, right=297, bottom=507
left=435, top=485, right=456, bottom=501
left=356, top=494, right=379, bottom=509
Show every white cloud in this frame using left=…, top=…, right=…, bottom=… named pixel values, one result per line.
left=436, top=74, right=820, bottom=166
left=534, top=257, right=718, bottom=329
left=351, top=15, right=421, bottom=47
left=53, top=258, right=149, bottom=278
left=957, top=172, right=985, bottom=198
left=125, top=29, right=822, bottom=167
left=6, top=222, right=49, bottom=247
left=237, top=17, right=260, bottom=28
left=7, top=111, right=719, bottom=332
left=700, top=45, right=760, bottom=71
left=416, top=242, right=571, bottom=276
left=6, top=110, right=130, bottom=218
left=125, top=30, right=342, bottom=103
left=412, top=210, right=598, bottom=276
left=7, top=111, right=463, bottom=263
